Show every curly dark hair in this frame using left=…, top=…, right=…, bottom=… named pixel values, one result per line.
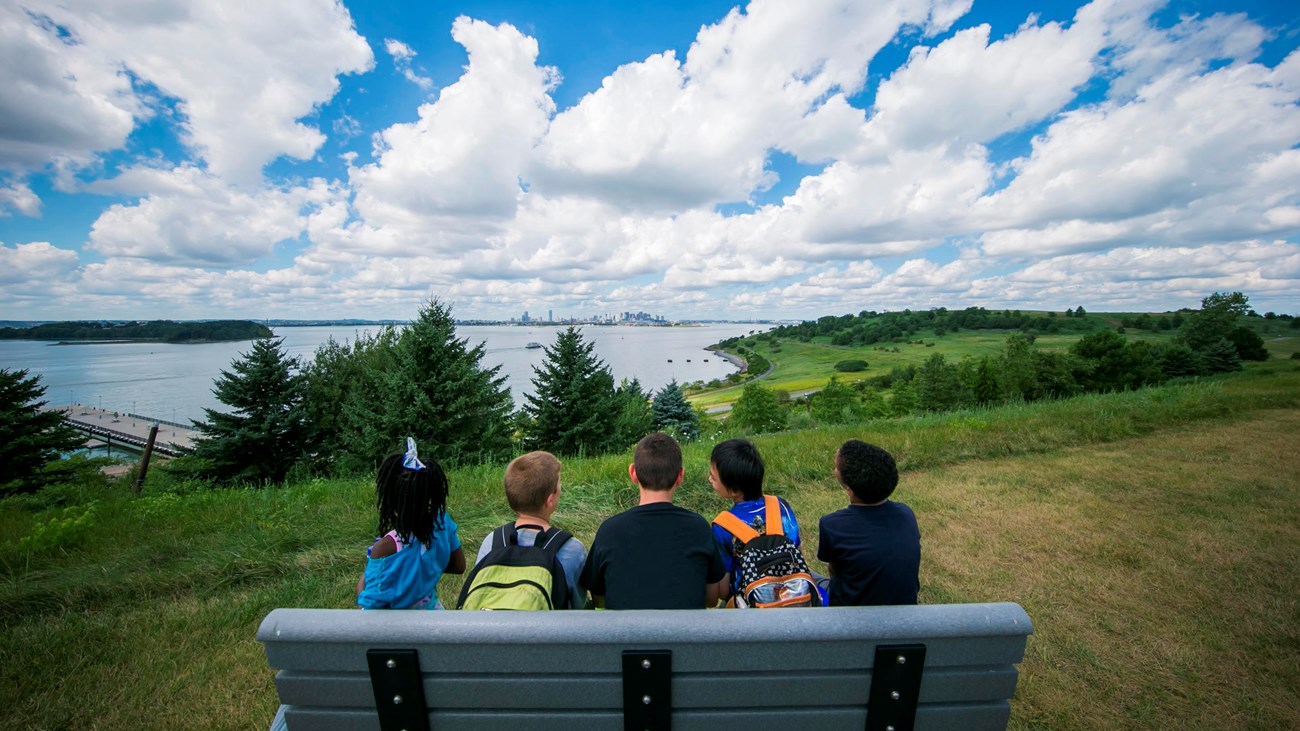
left=836, top=440, right=898, bottom=504
left=374, top=451, right=449, bottom=549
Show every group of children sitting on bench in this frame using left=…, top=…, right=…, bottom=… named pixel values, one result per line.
left=356, top=432, right=921, bottom=611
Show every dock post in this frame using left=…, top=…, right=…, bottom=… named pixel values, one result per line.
left=134, top=424, right=160, bottom=494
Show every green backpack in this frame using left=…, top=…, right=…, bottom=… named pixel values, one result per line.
left=456, top=523, right=573, bottom=610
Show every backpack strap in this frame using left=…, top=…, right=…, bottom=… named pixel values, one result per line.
left=533, top=526, right=572, bottom=558
left=713, top=510, right=760, bottom=543
left=534, top=526, right=573, bottom=609
left=497, top=522, right=519, bottom=547
left=762, top=495, right=785, bottom=538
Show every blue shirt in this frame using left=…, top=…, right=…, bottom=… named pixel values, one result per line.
left=358, top=513, right=461, bottom=610
left=711, top=496, right=801, bottom=595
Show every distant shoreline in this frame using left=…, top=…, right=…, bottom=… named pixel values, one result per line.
left=0, top=319, right=271, bottom=344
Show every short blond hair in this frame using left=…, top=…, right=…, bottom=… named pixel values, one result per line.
left=505, top=451, right=562, bottom=514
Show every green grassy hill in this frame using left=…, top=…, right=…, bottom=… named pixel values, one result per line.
left=3, top=361, right=1298, bottom=729
left=689, top=311, right=1299, bottom=408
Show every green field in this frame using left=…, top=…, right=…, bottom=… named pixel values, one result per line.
left=689, top=314, right=1300, bottom=409
left=2, top=360, right=1298, bottom=729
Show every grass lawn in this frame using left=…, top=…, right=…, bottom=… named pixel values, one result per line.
left=2, top=363, right=1298, bottom=729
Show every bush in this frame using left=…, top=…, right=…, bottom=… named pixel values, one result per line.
left=15, top=504, right=97, bottom=554
left=834, top=359, right=869, bottom=372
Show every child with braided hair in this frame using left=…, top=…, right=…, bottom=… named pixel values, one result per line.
left=356, top=438, right=466, bottom=609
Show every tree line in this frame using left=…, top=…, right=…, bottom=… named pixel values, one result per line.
left=724, top=292, right=1277, bottom=434
left=0, top=320, right=272, bottom=343
left=766, top=306, right=1107, bottom=346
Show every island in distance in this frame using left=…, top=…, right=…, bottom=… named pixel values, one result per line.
left=0, top=320, right=273, bottom=344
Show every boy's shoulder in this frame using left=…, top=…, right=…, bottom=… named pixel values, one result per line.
left=822, top=500, right=916, bottom=527
left=598, top=502, right=708, bottom=535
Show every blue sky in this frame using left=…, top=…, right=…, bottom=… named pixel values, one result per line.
left=1, top=0, right=1297, bottom=321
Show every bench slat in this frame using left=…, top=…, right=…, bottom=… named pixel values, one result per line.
left=281, top=702, right=1012, bottom=731
left=274, top=665, right=1020, bottom=709
left=265, top=634, right=1027, bottom=674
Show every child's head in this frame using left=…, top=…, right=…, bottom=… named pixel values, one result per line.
left=375, top=449, right=450, bottom=549
left=709, top=438, right=765, bottom=501
left=505, top=450, right=562, bottom=516
left=835, top=439, right=898, bottom=504
left=632, top=432, right=683, bottom=491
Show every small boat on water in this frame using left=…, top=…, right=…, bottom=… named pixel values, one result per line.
left=526, top=342, right=542, bottom=349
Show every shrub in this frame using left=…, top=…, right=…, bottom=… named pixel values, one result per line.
left=15, top=504, right=97, bottom=554
left=834, top=359, right=869, bottom=372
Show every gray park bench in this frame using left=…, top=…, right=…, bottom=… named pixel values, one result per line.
left=258, top=602, right=1032, bottom=730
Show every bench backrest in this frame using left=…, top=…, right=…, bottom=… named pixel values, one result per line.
left=258, top=602, right=1032, bottom=730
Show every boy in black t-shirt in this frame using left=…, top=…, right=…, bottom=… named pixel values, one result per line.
left=817, top=440, right=921, bottom=606
left=579, top=432, right=727, bottom=609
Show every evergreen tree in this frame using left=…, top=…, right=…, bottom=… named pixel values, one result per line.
left=302, top=328, right=400, bottom=472
left=341, top=299, right=513, bottom=467
left=890, top=379, right=917, bottom=416
left=611, top=378, right=654, bottom=449
left=521, top=327, right=620, bottom=455
left=914, top=353, right=965, bottom=412
left=729, top=383, right=787, bottom=434
left=1199, top=337, right=1242, bottom=373
left=1155, top=343, right=1204, bottom=378
left=652, top=380, right=700, bottom=442
left=0, top=369, right=85, bottom=493
left=191, top=337, right=311, bottom=485
left=859, top=386, right=891, bottom=418
left=998, top=333, right=1038, bottom=401
left=972, top=355, right=1002, bottom=405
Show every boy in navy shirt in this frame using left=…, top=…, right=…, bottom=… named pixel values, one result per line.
left=817, top=440, right=920, bottom=606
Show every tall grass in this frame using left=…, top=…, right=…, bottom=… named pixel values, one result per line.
left=1, top=362, right=1297, bottom=729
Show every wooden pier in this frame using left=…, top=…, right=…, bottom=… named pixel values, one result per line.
left=55, top=405, right=199, bottom=456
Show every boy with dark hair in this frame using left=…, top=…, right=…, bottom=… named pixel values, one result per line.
left=817, top=439, right=921, bottom=606
left=579, top=432, right=726, bottom=609
left=464, top=451, right=587, bottom=609
left=708, top=439, right=813, bottom=605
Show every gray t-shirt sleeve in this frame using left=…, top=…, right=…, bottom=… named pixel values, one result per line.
left=557, top=538, right=589, bottom=608
left=475, top=531, right=495, bottom=567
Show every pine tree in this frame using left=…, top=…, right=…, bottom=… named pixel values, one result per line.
left=612, top=378, right=654, bottom=449
left=890, top=379, right=917, bottom=416
left=999, top=333, right=1037, bottom=401
left=972, top=355, right=1002, bottom=405
left=191, top=337, right=311, bottom=485
left=342, top=299, right=513, bottom=467
left=1199, top=337, right=1242, bottom=373
left=914, top=353, right=966, bottom=412
left=521, top=327, right=620, bottom=455
left=729, top=383, right=787, bottom=434
left=0, top=369, right=85, bottom=493
left=302, top=328, right=401, bottom=473
left=652, top=380, right=700, bottom=442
